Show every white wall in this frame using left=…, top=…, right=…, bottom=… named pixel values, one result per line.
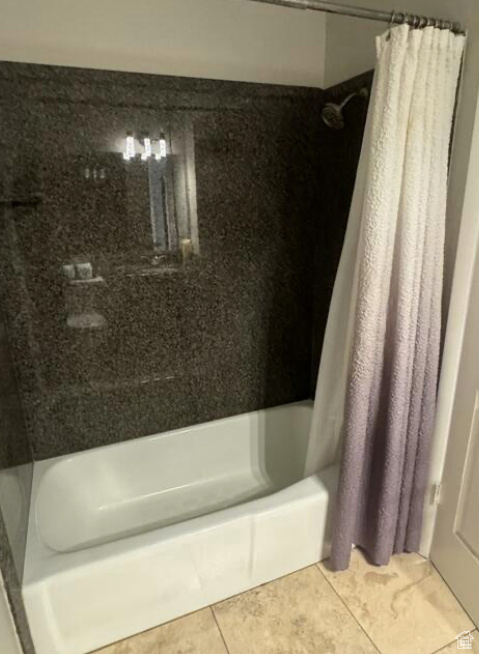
left=325, top=0, right=471, bottom=87
left=0, top=0, right=326, bottom=87
left=423, top=4, right=479, bottom=556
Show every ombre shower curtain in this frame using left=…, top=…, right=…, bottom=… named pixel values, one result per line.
left=306, top=24, right=466, bottom=570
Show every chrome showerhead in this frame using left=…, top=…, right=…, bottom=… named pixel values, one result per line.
left=321, top=103, right=346, bottom=130
left=321, top=87, right=369, bottom=130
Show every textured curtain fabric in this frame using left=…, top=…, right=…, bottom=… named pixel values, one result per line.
left=306, top=25, right=465, bottom=570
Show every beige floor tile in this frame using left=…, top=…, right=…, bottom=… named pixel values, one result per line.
left=319, top=550, right=475, bottom=654
left=437, top=630, right=478, bottom=652
left=213, top=565, right=378, bottom=654
left=93, top=607, right=228, bottom=654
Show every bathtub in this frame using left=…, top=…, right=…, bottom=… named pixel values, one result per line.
left=23, top=401, right=338, bottom=654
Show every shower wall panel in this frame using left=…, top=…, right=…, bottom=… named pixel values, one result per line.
left=311, top=71, right=373, bottom=391
left=0, top=62, right=323, bottom=459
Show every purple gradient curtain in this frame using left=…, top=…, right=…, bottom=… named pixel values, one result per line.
left=306, top=25, right=465, bottom=570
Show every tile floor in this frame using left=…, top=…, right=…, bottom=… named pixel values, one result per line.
left=94, top=550, right=477, bottom=654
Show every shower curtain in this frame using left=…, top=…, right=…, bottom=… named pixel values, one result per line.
left=306, top=24, right=466, bottom=570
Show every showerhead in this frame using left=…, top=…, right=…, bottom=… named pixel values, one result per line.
left=321, top=103, right=346, bottom=130
left=321, top=87, right=369, bottom=130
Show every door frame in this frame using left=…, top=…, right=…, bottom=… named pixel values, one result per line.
left=420, top=23, right=479, bottom=556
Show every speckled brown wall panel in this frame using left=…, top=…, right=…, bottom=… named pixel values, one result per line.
left=0, top=62, right=324, bottom=460
left=310, top=71, right=373, bottom=392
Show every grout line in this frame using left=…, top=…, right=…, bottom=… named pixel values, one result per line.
left=429, top=630, right=479, bottom=654
left=427, top=627, right=479, bottom=654
left=210, top=606, right=231, bottom=654
left=427, top=629, right=478, bottom=654
left=428, top=638, right=456, bottom=654
left=429, top=560, right=478, bottom=630
left=316, top=560, right=478, bottom=654
left=314, top=563, right=382, bottom=654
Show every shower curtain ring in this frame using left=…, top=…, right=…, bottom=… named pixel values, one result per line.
left=413, top=15, right=419, bottom=29
left=389, top=10, right=396, bottom=27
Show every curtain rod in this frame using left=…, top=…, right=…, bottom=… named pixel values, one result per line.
left=241, top=0, right=464, bottom=34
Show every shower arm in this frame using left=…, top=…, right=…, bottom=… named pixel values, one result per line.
left=337, top=92, right=358, bottom=109
left=238, top=0, right=464, bottom=35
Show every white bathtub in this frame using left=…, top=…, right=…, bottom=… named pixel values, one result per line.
left=23, top=401, right=338, bottom=654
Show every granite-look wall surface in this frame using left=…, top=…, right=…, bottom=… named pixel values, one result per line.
left=0, top=302, right=35, bottom=654
left=311, top=71, right=373, bottom=391
left=0, top=62, right=324, bottom=460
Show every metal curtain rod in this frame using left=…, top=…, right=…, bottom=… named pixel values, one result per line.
left=242, top=0, right=464, bottom=34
